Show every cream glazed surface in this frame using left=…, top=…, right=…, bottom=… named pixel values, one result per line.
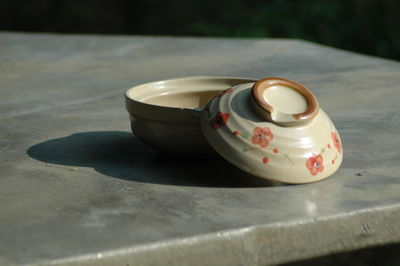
left=201, top=78, right=343, bottom=184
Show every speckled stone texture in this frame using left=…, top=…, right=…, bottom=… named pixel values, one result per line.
left=1, top=32, right=400, bottom=266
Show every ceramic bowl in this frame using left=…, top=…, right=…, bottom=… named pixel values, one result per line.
left=200, top=77, right=343, bottom=183
left=125, top=76, right=256, bottom=155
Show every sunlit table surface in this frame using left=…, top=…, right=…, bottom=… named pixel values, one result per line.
left=1, top=32, right=400, bottom=265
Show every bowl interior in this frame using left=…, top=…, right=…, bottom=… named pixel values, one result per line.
left=125, top=76, right=256, bottom=110
left=143, top=90, right=220, bottom=109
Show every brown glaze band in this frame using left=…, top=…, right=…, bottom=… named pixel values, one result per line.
left=251, top=77, right=319, bottom=122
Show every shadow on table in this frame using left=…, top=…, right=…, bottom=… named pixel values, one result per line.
left=280, top=242, right=400, bottom=266
left=27, top=131, right=276, bottom=188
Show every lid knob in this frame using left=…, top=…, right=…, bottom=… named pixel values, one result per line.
left=251, top=77, right=319, bottom=126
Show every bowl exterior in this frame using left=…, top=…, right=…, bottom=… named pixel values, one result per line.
left=128, top=114, right=214, bottom=156
left=201, top=82, right=343, bottom=184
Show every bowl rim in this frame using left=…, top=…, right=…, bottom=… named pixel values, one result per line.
left=125, top=76, right=257, bottom=110
left=124, top=76, right=257, bottom=122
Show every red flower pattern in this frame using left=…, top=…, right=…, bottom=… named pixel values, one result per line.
left=210, top=112, right=230, bottom=130
left=306, top=154, right=324, bottom=176
left=331, top=132, right=342, bottom=153
left=216, top=87, right=233, bottom=98
left=209, top=112, right=339, bottom=173
left=252, top=127, right=273, bottom=148
left=221, top=87, right=233, bottom=96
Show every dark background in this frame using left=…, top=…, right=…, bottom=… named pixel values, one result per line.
left=1, top=0, right=400, bottom=60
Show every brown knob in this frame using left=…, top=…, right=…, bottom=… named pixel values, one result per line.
left=251, top=77, right=319, bottom=126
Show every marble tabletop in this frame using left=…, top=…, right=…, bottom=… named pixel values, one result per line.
left=1, top=32, right=400, bottom=265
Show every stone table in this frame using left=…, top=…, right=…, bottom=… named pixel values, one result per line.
left=1, top=32, right=400, bottom=266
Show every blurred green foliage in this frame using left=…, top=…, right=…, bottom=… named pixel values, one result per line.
left=2, top=0, right=400, bottom=60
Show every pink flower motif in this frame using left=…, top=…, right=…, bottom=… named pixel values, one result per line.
left=331, top=132, right=342, bottom=153
left=210, top=112, right=230, bottom=130
left=306, top=154, right=324, bottom=176
left=216, top=87, right=233, bottom=97
left=222, top=87, right=233, bottom=95
left=252, top=127, right=273, bottom=148
left=262, top=157, right=269, bottom=164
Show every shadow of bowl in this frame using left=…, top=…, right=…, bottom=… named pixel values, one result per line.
left=27, top=131, right=277, bottom=187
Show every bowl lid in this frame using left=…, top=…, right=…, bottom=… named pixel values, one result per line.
left=200, top=77, right=343, bottom=184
